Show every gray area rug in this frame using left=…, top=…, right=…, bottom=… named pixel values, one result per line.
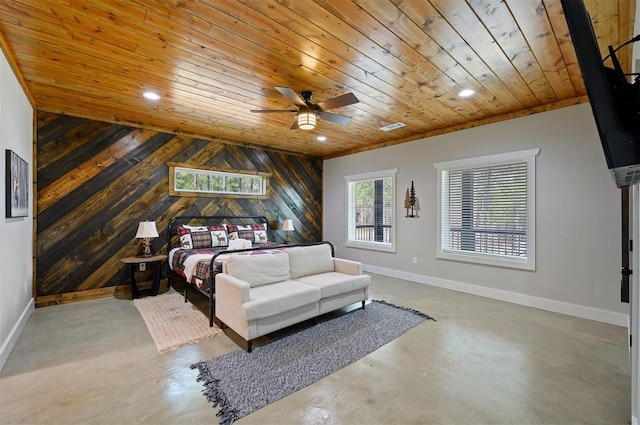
left=191, top=300, right=435, bottom=425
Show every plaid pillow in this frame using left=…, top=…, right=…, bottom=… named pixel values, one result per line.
left=225, top=223, right=268, bottom=243
left=177, top=225, right=228, bottom=249
left=235, top=225, right=255, bottom=241
left=226, top=224, right=238, bottom=240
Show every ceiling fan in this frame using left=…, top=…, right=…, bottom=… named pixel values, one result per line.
left=250, top=86, right=359, bottom=130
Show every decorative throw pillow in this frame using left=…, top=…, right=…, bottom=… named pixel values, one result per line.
left=177, top=225, right=209, bottom=249
left=227, top=238, right=248, bottom=251
left=235, top=224, right=255, bottom=241
left=226, top=224, right=238, bottom=240
left=251, top=223, right=268, bottom=244
left=209, top=225, right=228, bottom=247
left=177, top=225, right=228, bottom=249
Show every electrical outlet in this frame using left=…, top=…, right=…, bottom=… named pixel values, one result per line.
left=412, top=256, right=418, bottom=264
left=139, top=263, right=146, bottom=271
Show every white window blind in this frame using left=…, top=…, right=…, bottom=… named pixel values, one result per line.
left=444, top=162, right=527, bottom=256
left=436, top=149, right=539, bottom=270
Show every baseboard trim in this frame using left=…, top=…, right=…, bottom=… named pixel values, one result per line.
left=35, top=280, right=169, bottom=307
left=0, top=297, right=35, bottom=372
left=364, top=265, right=629, bottom=327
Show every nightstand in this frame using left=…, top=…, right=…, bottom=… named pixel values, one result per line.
left=121, top=254, right=167, bottom=299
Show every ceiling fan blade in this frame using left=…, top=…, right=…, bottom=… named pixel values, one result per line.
left=316, top=92, right=359, bottom=111
left=290, top=117, right=299, bottom=130
left=275, top=86, right=307, bottom=107
left=250, top=109, right=298, bottom=113
left=318, top=111, right=351, bottom=125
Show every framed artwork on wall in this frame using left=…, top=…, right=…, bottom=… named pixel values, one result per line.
left=5, top=149, right=29, bottom=218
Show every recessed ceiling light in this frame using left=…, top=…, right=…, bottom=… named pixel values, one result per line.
left=143, top=91, right=161, bottom=100
left=458, top=89, right=476, bottom=98
left=317, top=136, right=327, bottom=142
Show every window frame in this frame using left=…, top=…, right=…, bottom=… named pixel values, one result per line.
left=344, top=168, right=398, bottom=253
left=167, top=162, right=271, bottom=198
left=434, top=149, right=539, bottom=270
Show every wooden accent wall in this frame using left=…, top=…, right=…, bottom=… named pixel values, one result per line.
left=35, top=111, right=322, bottom=306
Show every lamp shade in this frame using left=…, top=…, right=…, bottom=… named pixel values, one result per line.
left=297, top=110, right=316, bottom=130
left=282, top=219, right=295, bottom=231
left=135, top=221, right=159, bottom=239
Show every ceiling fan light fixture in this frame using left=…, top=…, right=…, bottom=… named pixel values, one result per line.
left=297, top=110, right=316, bottom=130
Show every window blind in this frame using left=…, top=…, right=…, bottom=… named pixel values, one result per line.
left=443, top=162, right=528, bottom=257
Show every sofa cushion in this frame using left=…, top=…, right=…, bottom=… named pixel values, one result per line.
left=288, top=244, right=334, bottom=279
left=224, top=252, right=290, bottom=287
left=295, top=272, right=370, bottom=298
left=242, top=281, right=320, bottom=320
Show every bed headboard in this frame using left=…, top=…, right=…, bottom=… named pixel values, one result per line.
left=167, top=215, right=270, bottom=250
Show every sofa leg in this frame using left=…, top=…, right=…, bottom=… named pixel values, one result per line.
left=362, top=300, right=366, bottom=309
left=246, top=340, right=253, bottom=353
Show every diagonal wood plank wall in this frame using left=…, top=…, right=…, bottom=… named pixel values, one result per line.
left=35, top=111, right=323, bottom=306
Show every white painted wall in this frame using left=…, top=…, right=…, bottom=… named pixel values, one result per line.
left=324, top=104, right=626, bottom=325
left=0, top=49, right=34, bottom=371
left=630, top=5, right=639, bottom=424
left=631, top=184, right=639, bottom=425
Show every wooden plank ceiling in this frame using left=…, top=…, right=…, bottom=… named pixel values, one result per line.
left=0, top=0, right=635, bottom=158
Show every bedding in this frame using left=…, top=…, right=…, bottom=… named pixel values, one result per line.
left=169, top=243, right=282, bottom=292
left=167, top=215, right=282, bottom=327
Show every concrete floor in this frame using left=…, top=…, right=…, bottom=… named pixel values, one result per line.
left=0, top=274, right=631, bottom=425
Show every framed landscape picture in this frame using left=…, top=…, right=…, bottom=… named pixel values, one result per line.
left=5, top=150, right=29, bottom=218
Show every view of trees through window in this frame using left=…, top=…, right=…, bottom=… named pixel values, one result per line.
left=352, top=176, right=393, bottom=244
left=174, top=167, right=265, bottom=195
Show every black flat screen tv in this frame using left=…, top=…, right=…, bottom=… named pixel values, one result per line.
left=561, top=0, right=639, bottom=188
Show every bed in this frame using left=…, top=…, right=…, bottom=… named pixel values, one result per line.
left=167, top=215, right=283, bottom=326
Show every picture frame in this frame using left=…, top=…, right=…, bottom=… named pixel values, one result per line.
left=5, top=149, right=29, bottom=218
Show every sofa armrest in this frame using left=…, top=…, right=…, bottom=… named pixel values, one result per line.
left=215, top=273, right=251, bottom=324
left=333, top=258, right=362, bottom=275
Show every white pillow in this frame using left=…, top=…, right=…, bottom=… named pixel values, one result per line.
left=227, top=239, right=245, bottom=251
left=227, top=239, right=254, bottom=251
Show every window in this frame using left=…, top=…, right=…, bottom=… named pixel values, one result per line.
left=434, top=149, right=539, bottom=270
left=345, top=169, right=397, bottom=252
left=168, top=163, right=270, bottom=198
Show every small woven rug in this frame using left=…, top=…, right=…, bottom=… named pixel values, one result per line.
left=191, top=300, right=435, bottom=425
left=133, top=291, right=222, bottom=354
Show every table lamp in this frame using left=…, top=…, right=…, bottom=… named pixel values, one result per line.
left=282, top=219, right=295, bottom=244
left=135, top=221, right=159, bottom=257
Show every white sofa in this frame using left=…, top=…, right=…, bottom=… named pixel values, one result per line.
left=215, top=242, right=370, bottom=351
